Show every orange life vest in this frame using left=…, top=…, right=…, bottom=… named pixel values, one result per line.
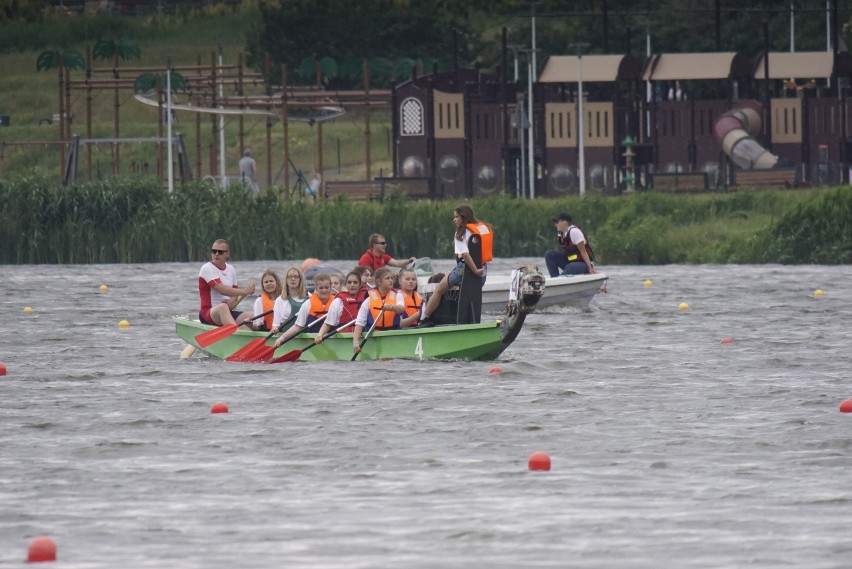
left=402, top=290, right=423, bottom=320
left=261, top=293, right=275, bottom=330
left=307, top=293, right=335, bottom=325
left=367, top=289, right=401, bottom=330
left=466, top=221, right=494, bottom=264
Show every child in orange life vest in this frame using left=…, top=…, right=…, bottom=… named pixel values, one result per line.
left=397, top=268, right=423, bottom=328
left=249, top=269, right=281, bottom=331
left=351, top=267, right=406, bottom=355
left=273, top=273, right=335, bottom=348
left=314, top=271, right=363, bottom=342
left=419, top=204, right=492, bottom=327
left=270, top=265, right=308, bottom=334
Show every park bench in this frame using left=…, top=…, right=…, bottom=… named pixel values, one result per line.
left=324, top=180, right=384, bottom=202
left=733, top=168, right=798, bottom=189
left=649, top=172, right=709, bottom=193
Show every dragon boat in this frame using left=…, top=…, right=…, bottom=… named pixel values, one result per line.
left=175, top=264, right=545, bottom=362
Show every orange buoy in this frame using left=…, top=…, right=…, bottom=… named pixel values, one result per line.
left=210, top=402, right=229, bottom=414
left=0, top=362, right=6, bottom=376
left=488, top=366, right=502, bottom=374
left=528, top=451, right=551, bottom=471
left=301, top=258, right=321, bottom=273
left=720, top=338, right=733, bottom=344
left=839, top=400, right=852, bottom=413
left=27, top=536, right=57, bottom=562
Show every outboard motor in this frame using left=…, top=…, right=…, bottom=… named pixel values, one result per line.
left=500, top=265, right=546, bottom=345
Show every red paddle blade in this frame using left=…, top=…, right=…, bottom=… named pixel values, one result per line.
left=245, top=344, right=277, bottom=363
left=195, top=323, right=239, bottom=348
left=267, top=349, right=302, bottom=364
left=225, top=338, right=266, bottom=362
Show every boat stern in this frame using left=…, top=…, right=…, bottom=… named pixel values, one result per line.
left=500, top=265, right=546, bottom=345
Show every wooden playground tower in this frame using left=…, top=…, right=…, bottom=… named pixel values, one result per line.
left=55, top=49, right=390, bottom=193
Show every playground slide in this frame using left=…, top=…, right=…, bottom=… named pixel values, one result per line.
left=713, top=103, right=779, bottom=170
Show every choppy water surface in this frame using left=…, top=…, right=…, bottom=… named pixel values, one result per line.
left=2, top=260, right=851, bottom=568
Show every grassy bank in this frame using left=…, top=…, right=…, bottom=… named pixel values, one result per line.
left=0, top=6, right=392, bottom=186
left=1, top=175, right=849, bottom=264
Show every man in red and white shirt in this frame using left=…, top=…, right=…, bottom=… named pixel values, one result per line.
left=357, top=233, right=416, bottom=271
left=198, top=238, right=256, bottom=326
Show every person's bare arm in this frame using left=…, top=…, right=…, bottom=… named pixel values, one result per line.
left=576, top=242, right=596, bottom=274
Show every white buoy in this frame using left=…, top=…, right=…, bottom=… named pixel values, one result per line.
left=180, top=345, right=197, bottom=359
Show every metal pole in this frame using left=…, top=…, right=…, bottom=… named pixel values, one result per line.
left=519, top=97, right=526, bottom=199
left=528, top=6, right=537, bottom=199
left=578, top=53, right=586, bottom=197
left=790, top=0, right=795, bottom=52
left=166, top=57, right=174, bottom=193
left=646, top=24, right=652, bottom=138
left=826, top=0, right=831, bottom=52
left=218, top=45, right=226, bottom=187
left=527, top=62, right=535, bottom=199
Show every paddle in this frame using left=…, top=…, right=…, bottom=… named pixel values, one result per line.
left=352, top=300, right=385, bottom=361
left=187, top=285, right=254, bottom=353
left=250, top=314, right=328, bottom=363
left=224, top=312, right=298, bottom=362
left=268, top=318, right=357, bottom=363
left=195, top=307, right=274, bottom=348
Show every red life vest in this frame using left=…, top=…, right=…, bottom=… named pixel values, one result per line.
left=466, top=221, right=494, bottom=264
left=367, top=289, right=401, bottom=330
left=335, top=290, right=361, bottom=332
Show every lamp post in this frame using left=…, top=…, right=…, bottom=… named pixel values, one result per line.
left=571, top=43, right=589, bottom=196
left=529, top=2, right=537, bottom=199
left=527, top=50, right=535, bottom=198
left=166, top=56, right=174, bottom=193
left=519, top=47, right=537, bottom=199
left=510, top=95, right=529, bottom=199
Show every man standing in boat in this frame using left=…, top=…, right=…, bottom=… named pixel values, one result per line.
left=198, top=239, right=256, bottom=327
left=545, top=213, right=596, bottom=277
left=358, top=234, right=416, bottom=271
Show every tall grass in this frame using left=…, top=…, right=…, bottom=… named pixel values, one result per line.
left=1, top=176, right=847, bottom=265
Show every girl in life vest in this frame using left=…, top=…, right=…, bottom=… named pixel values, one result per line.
left=351, top=267, right=406, bottom=355
left=315, top=271, right=363, bottom=339
left=419, top=204, right=493, bottom=327
left=271, top=265, right=308, bottom=334
left=272, top=274, right=336, bottom=348
left=249, top=268, right=282, bottom=331
left=397, top=268, right=423, bottom=328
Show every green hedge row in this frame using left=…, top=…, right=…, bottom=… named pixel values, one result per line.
left=1, top=175, right=849, bottom=264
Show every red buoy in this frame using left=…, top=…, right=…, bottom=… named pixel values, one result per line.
left=528, top=451, right=551, bottom=471
left=0, top=362, right=6, bottom=376
left=488, top=366, right=502, bottom=374
left=210, top=402, right=229, bottom=414
left=27, top=536, right=57, bottom=563
left=720, top=338, right=733, bottom=344
left=839, top=400, right=852, bottom=413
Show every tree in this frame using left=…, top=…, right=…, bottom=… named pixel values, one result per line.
left=253, top=0, right=477, bottom=86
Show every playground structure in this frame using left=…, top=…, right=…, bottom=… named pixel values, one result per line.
left=3, top=48, right=389, bottom=195
left=389, top=49, right=852, bottom=198
left=7, top=39, right=852, bottom=198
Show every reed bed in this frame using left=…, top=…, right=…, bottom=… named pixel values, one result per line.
left=1, top=176, right=848, bottom=265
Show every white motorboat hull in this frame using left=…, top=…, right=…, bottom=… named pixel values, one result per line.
left=480, top=272, right=607, bottom=312
left=419, top=271, right=607, bottom=313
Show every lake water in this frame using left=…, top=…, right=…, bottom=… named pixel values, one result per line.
left=2, top=260, right=851, bottom=568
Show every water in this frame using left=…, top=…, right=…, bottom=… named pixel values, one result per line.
left=2, top=261, right=851, bottom=568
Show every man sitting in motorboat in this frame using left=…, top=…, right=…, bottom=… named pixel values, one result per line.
left=544, top=212, right=596, bottom=277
